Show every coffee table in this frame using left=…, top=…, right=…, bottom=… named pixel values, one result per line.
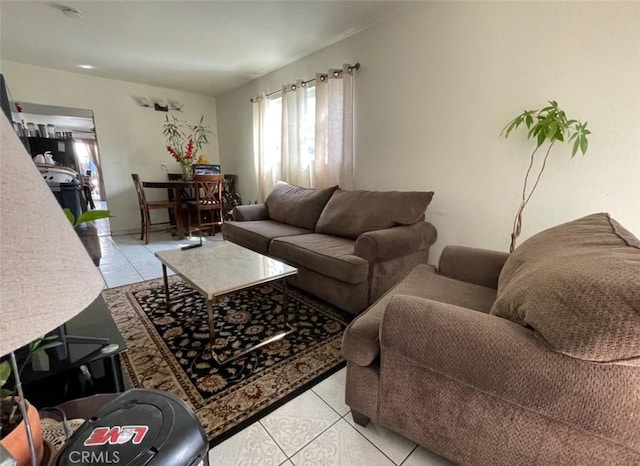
left=155, top=241, right=298, bottom=364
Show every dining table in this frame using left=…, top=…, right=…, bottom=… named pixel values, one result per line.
left=142, top=179, right=195, bottom=239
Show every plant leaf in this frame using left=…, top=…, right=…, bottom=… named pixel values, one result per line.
left=524, top=113, right=533, bottom=127
left=0, top=361, right=11, bottom=387
left=579, top=134, right=588, bottom=154
left=31, top=341, right=63, bottom=353
left=75, top=210, right=112, bottom=226
left=501, top=102, right=589, bottom=161
left=41, top=335, right=60, bottom=342
left=572, top=137, right=580, bottom=156
left=546, top=121, right=557, bottom=140
left=63, top=208, right=75, bottom=225
left=529, top=121, right=544, bottom=140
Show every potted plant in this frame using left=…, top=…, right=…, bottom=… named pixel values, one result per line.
left=63, top=208, right=112, bottom=266
left=163, top=114, right=213, bottom=180
left=1, top=336, right=62, bottom=465
left=501, top=101, right=591, bottom=252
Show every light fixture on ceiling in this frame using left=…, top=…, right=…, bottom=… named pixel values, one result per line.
left=61, top=6, right=83, bottom=19
left=133, top=96, right=183, bottom=112
left=78, top=64, right=94, bottom=70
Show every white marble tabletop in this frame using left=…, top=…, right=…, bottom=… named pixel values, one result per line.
left=155, top=241, right=297, bottom=300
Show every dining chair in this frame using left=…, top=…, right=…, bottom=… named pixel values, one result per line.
left=186, top=174, right=224, bottom=237
left=131, top=174, right=181, bottom=244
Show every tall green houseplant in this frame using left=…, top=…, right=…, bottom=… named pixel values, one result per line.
left=501, top=101, right=591, bottom=252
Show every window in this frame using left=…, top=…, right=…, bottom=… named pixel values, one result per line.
left=263, top=95, right=282, bottom=175
left=253, top=65, right=355, bottom=199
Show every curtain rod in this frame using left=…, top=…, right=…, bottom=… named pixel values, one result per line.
left=250, top=62, right=360, bottom=103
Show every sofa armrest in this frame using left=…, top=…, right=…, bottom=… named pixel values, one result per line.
left=354, top=222, right=437, bottom=262
left=438, top=245, right=509, bottom=289
left=232, top=203, right=269, bottom=221
left=380, top=295, right=640, bottom=435
left=342, top=264, right=436, bottom=367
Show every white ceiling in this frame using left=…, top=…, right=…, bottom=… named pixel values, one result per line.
left=0, top=1, right=410, bottom=97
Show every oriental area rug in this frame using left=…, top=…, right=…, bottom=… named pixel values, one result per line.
left=102, top=276, right=349, bottom=447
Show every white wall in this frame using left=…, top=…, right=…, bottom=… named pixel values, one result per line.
left=217, top=2, right=640, bottom=261
left=0, top=61, right=219, bottom=234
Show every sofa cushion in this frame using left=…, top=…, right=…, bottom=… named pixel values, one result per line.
left=221, top=220, right=312, bottom=256
left=269, top=234, right=368, bottom=285
left=316, top=189, right=434, bottom=239
left=343, top=264, right=497, bottom=367
left=491, top=213, right=640, bottom=365
left=264, top=182, right=338, bottom=230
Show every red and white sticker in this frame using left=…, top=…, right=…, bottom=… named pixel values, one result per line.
left=84, top=425, right=149, bottom=446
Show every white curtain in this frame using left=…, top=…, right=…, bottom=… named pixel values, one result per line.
left=315, top=64, right=355, bottom=190
left=253, top=92, right=277, bottom=202
left=281, top=80, right=315, bottom=187
left=253, top=64, right=356, bottom=199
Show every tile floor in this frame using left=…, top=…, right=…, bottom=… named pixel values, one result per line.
left=97, top=224, right=455, bottom=465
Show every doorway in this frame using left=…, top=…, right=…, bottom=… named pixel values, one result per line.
left=16, top=102, right=110, bottom=235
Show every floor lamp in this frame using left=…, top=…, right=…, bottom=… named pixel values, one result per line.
left=0, top=115, right=104, bottom=465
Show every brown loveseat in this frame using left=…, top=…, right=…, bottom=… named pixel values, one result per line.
left=342, top=213, right=640, bottom=465
left=222, top=182, right=437, bottom=314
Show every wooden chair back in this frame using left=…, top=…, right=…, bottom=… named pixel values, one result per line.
left=131, top=173, right=148, bottom=208
left=131, top=173, right=181, bottom=244
left=187, top=174, right=224, bottom=237
left=194, top=174, right=223, bottom=205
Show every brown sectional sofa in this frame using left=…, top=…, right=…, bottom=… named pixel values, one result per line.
left=342, top=213, right=640, bottom=465
left=222, top=182, right=437, bottom=314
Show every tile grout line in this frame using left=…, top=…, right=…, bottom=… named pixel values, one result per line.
left=124, top=235, right=161, bottom=278
left=268, top=408, right=402, bottom=466
left=342, top=411, right=410, bottom=466
left=259, top=390, right=344, bottom=463
left=310, top=386, right=350, bottom=419
left=103, top=237, right=146, bottom=287
left=254, top=422, right=289, bottom=464
left=275, top=415, right=343, bottom=463
left=398, top=444, right=420, bottom=466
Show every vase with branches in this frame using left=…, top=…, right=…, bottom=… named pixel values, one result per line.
left=163, top=114, right=213, bottom=180
left=501, top=100, right=591, bottom=252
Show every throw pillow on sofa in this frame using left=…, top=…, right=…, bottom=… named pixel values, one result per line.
left=265, top=181, right=338, bottom=230
left=491, top=213, right=640, bottom=365
left=315, top=189, right=434, bottom=239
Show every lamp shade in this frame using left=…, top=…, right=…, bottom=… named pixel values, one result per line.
left=0, top=115, right=103, bottom=355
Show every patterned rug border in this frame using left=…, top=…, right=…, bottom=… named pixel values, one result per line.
left=102, top=275, right=349, bottom=448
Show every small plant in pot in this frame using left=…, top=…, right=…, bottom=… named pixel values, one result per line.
left=1, top=336, right=62, bottom=464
